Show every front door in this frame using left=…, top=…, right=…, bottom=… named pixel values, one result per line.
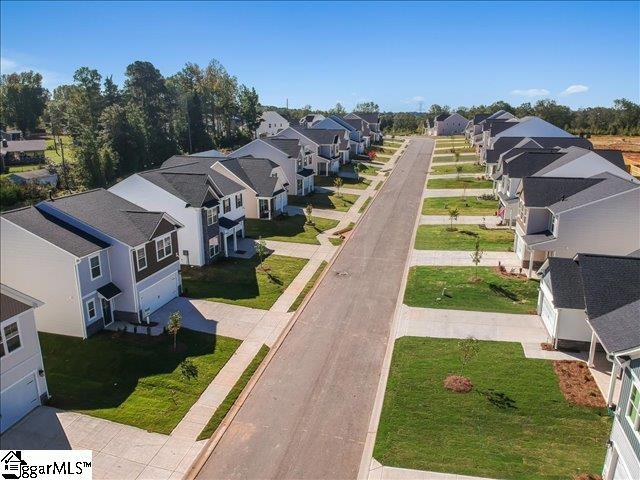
left=259, top=199, right=270, bottom=219
left=101, top=298, right=113, bottom=326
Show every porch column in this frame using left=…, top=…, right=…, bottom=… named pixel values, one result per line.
left=233, top=230, right=238, bottom=251
left=588, top=331, right=597, bottom=368
left=528, top=250, right=535, bottom=278
left=607, top=362, right=620, bottom=406
left=223, top=234, right=229, bottom=257
left=508, top=208, right=513, bottom=228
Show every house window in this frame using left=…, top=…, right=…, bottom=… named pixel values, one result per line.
left=86, top=299, right=97, bottom=321
left=235, top=193, right=243, bottom=208
left=206, top=207, right=218, bottom=226
left=156, top=235, right=172, bottom=261
left=135, top=246, right=147, bottom=271
left=1, top=322, right=21, bottom=354
left=549, top=214, right=558, bottom=235
left=297, top=178, right=303, bottom=193
left=209, top=237, right=220, bottom=258
left=223, top=198, right=231, bottom=214
left=627, top=383, right=640, bottom=433
left=89, top=254, right=101, bottom=280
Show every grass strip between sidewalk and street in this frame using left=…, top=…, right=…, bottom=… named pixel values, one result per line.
left=288, top=261, right=329, bottom=312
left=197, top=344, right=270, bottom=440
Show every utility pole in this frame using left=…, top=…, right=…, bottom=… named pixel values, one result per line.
left=418, top=101, right=424, bottom=113
left=286, top=98, right=289, bottom=110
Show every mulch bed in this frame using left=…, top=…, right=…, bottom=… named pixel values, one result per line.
left=444, top=375, right=473, bottom=393
left=553, top=361, right=605, bottom=408
left=493, top=266, right=528, bottom=280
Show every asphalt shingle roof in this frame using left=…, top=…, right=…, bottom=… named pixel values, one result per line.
left=262, top=138, right=301, bottom=158
left=219, top=157, right=280, bottom=197
left=46, top=189, right=176, bottom=247
left=2, top=205, right=109, bottom=257
left=543, top=257, right=585, bottom=309
left=435, top=113, right=448, bottom=122
left=577, top=253, right=640, bottom=353
left=1, top=139, right=46, bottom=153
left=472, top=113, right=491, bottom=124
left=289, top=125, right=341, bottom=145
left=352, top=112, right=379, bottom=124
left=521, top=177, right=604, bottom=207
left=0, top=292, right=32, bottom=322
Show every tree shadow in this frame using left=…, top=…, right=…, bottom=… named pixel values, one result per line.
left=488, top=282, right=519, bottom=301
left=478, top=389, right=517, bottom=410
left=459, top=229, right=479, bottom=238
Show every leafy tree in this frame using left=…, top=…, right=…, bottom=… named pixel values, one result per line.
left=328, top=102, right=346, bottom=116
left=470, top=238, right=484, bottom=280
left=0, top=71, right=47, bottom=133
left=238, top=85, right=261, bottom=137
left=353, top=162, right=361, bottom=180
left=355, top=101, right=379, bottom=113
left=167, top=311, right=182, bottom=352
left=179, top=359, right=199, bottom=381
left=456, top=164, right=463, bottom=180
left=458, top=336, right=480, bottom=375
left=255, top=236, right=268, bottom=271
left=305, top=204, right=314, bottom=225
left=103, top=76, right=121, bottom=107
left=448, top=207, right=459, bottom=231
left=333, top=177, right=343, bottom=197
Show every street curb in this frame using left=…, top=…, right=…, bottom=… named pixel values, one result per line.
left=356, top=137, right=435, bottom=480
left=183, top=139, right=407, bottom=480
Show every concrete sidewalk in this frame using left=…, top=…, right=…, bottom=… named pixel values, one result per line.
left=410, top=250, right=520, bottom=267
left=420, top=215, right=502, bottom=226
left=369, top=459, right=497, bottom=480
left=423, top=188, right=493, bottom=198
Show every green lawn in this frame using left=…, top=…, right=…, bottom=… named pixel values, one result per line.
left=182, top=254, right=308, bottom=310
left=328, top=237, right=344, bottom=246
left=432, top=154, right=478, bottom=163
left=430, top=163, right=484, bottom=175
left=340, top=162, right=380, bottom=176
left=374, top=337, right=610, bottom=480
left=415, top=225, right=514, bottom=251
left=289, top=191, right=359, bottom=212
left=197, top=344, right=270, bottom=440
left=422, top=196, right=498, bottom=216
left=372, top=145, right=398, bottom=155
left=383, top=140, right=403, bottom=148
left=288, top=261, right=329, bottom=312
left=427, top=178, right=493, bottom=189
left=40, top=330, right=241, bottom=435
left=244, top=216, right=338, bottom=245
left=45, top=135, right=76, bottom=164
left=404, top=266, right=539, bottom=314
left=314, top=175, right=371, bottom=190
left=359, top=197, right=372, bottom=213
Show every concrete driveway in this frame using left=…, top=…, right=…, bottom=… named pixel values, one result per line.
left=395, top=305, right=547, bottom=343
left=0, top=406, right=204, bottom=480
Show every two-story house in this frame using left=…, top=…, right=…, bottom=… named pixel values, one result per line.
left=299, top=114, right=325, bottom=128
left=275, top=125, right=342, bottom=176
left=345, top=112, right=382, bottom=143
left=0, top=284, right=48, bottom=433
left=494, top=147, right=632, bottom=225
left=429, top=112, right=469, bottom=136
left=328, top=115, right=366, bottom=156
left=255, top=111, right=290, bottom=138
left=310, top=117, right=352, bottom=163
left=464, top=113, right=490, bottom=144
left=110, top=156, right=250, bottom=264
left=231, top=137, right=315, bottom=196
left=514, top=173, right=640, bottom=276
left=1, top=189, right=183, bottom=337
left=472, top=110, right=516, bottom=148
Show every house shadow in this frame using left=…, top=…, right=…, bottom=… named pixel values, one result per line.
left=0, top=407, right=71, bottom=450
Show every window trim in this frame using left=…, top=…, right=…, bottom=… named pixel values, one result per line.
left=89, top=254, right=102, bottom=280
left=0, top=320, right=23, bottom=357
left=86, top=298, right=97, bottom=322
left=206, top=207, right=218, bottom=226
left=235, top=193, right=243, bottom=208
left=222, top=198, right=231, bottom=214
left=155, top=234, right=173, bottom=262
left=208, top=237, right=220, bottom=259
left=627, top=382, right=640, bottom=434
left=135, top=246, right=147, bottom=271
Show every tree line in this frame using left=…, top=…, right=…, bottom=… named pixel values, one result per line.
left=380, top=99, right=640, bottom=136
left=0, top=59, right=261, bottom=189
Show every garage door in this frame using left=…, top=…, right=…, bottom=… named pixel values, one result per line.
left=139, top=273, right=179, bottom=319
left=1, top=373, right=40, bottom=433
left=540, top=293, right=556, bottom=337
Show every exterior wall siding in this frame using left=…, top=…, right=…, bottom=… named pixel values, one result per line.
left=609, top=366, right=640, bottom=477
left=77, top=250, right=112, bottom=297
left=133, top=231, right=180, bottom=282
left=200, top=208, right=220, bottom=265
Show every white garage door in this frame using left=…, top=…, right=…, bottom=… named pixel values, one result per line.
left=540, top=293, right=556, bottom=337
left=1, top=373, right=40, bottom=433
left=139, top=273, right=179, bottom=318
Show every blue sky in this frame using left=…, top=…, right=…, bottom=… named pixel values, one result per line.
left=1, top=1, right=638, bottom=111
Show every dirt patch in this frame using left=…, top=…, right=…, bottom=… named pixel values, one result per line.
left=493, top=266, right=528, bottom=280
left=444, top=375, right=473, bottom=393
left=541, top=342, right=554, bottom=351
left=553, top=361, right=605, bottom=408
left=589, top=135, right=640, bottom=167
left=573, top=474, right=602, bottom=480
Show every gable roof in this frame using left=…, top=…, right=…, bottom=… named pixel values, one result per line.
left=289, top=125, right=341, bottom=144
left=351, top=112, right=379, bottom=124
left=472, top=113, right=491, bottom=124
left=9, top=169, right=56, bottom=181
left=521, top=176, right=604, bottom=207
left=1, top=139, right=46, bottom=154
left=44, top=189, right=180, bottom=247
left=2, top=205, right=109, bottom=257
left=218, top=157, right=280, bottom=197
left=498, top=151, right=565, bottom=179
left=542, top=257, right=585, bottom=309
left=343, top=118, right=364, bottom=132
left=0, top=284, right=43, bottom=322
left=531, top=147, right=627, bottom=177
left=486, top=136, right=593, bottom=164
left=261, top=137, right=302, bottom=158
left=190, top=148, right=225, bottom=158
left=435, top=113, right=449, bottom=122
left=577, top=253, right=640, bottom=353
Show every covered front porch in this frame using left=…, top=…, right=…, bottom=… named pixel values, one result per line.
left=257, top=191, right=287, bottom=220
left=219, top=216, right=245, bottom=256
left=497, top=191, right=519, bottom=227
left=587, top=331, right=624, bottom=408
left=296, top=168, right=315, bottom=196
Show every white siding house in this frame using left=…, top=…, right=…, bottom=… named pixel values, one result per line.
left=256, top=111, right=290, bottom=138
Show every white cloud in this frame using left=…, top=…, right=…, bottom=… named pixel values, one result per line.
left=402, top=95, right=426, bottom=105
left=0, top=55, right=68, bottom=90
left=510, top=88, right=550, bottom=97
left=560, top=84, right=589, bottom=96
